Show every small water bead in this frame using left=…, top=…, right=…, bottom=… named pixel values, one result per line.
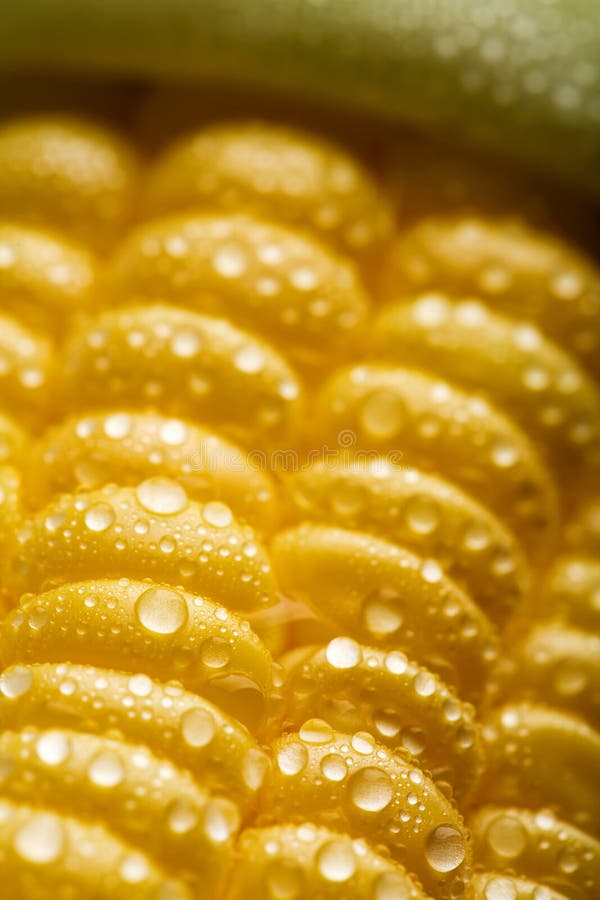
left=299, top=719, right=334, bottom=744
left=363, top=589, right=403, bottom=637
left=267, top=860, right=304, bottom=899
left=0, top=666, right=33, bottom=698
left=321, top=753, right=348, bottom=782
left=491, top=440, right=519, bottom=468
left=484, top=877, right=518, bottom=900
left=120, top=853, right=150, bottom=883
left=180, top=707, right=217, bottom=748
left=84, top=502, right=116, bottom=532
left=136, top=477, right=188, bottom=515
left=558, top=850, right=579, bottom=874
left=326, top=637, right=361, bottom=669
left=88, top=749, right=125, bottom=788
left=425, top=825, right=466, bottom=873
left=159, top=536, right=176, bottom=554
left=104, top=413, right=132, bottom=439
left=202, top=501, right=233, bottom=528
left=200, top=637, right=231, bottom=669
left=359, top=391, right=406, bottom=439
left=36, top=730, right=71, bottom=766
left=486, top=814, right=527, bottom=858
left=317, top=839, right=357, bottom=882
left=349, top=767, right=394, bottom=812
left=135, top=587, right=189, bottom=635
left=277, top=742, right=309, bottom=776
left=14, top=812, right=65, bottom=864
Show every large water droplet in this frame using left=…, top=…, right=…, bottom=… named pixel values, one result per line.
left=0, top=666, right=33, bottom=698
left=363, top=588, right=403, bottom=637
left=321, top=753, right=347, bottom=782
left=15, top=812, right=64, bottom=864
left=425, top=824, right=466, bottom=873
left=325, top=637, right=361, bottom=669
left=203, top=501, right=233, bottom=528
left=316, top=840, right=357, bottom=882
left=277, top=741, right=308, bottom=776
left=136, top=477, right=188, bottom=515
left=180, top=708, right=216, bottom=748
left=135, top=587, right=189, bottom=635
left=88, top=749, right=125, bottom=788
left=299, top=718, right=333, bottom=745
left=349, top=767, right=394, bottom=812
left=359, top=391, right=405, bottom=439
left=84, top=502, right=116, bottom=532
left=486, top=814, right=527, bottom=859
left=36, top=731, right=70, bottom=766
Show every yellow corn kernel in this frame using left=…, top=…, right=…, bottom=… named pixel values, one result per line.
left=61, top=303, right=304, bottom=447
left=0, top=662, right=271, bottom=813
left=272, top=524, right=497, bottom=704
left=0, top=313, right=57, bottom=431
left=0, top=223, right=95, bottom=336
left=493, top=622, right=600, bottom=725
left=314, top=363, right=558, bottom=562
left=284, top=456, right=530, bottom=626
left=371, top=295, right=600, bottom=493
left=380, top=215, right=600, bottom=380
left=2, top=483, right=275, bottom=611
left=477, top=703, right=600, bottom=834
left=0, top=579, right=274, bottom=734
left=226, top=823, right=432, bottom=899
left=281, top=641, right=482, bottom=803
left=0, top=726, right=238, bottom=892
left=0, top=465, right=22, bottom=613
left=468, top=873, right=570, bottom=900
left=108, top=213, right=370, bottom=375
left=0, top=799, right=193, bottom=900
left=262, top=727, right=471, bottom=898
left=26, top=411, right=279, bottom=533
left=143, top=121, right=394, bottom=277
left=0, top=116, right=139, bottom=252
left=470, top=806, right=600, bottom=898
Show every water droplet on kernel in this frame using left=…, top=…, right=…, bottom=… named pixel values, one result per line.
left=135, top=587, right=189, bottom=635
left=425, top=824, right=466, bottom=873
left=349, top=767, right=394, bottom=812
left=277, top=742, right=308, bottom=776
left=36, top=731, right=70, bottom=766
left=15, top=813, right=64, bottom=864
left=317, top=840, right=357, bottom=882
left=120, top=853, right=150, bottom=883
left=104, top=413, right=132, bottom=439
left=321, top=753, right=347, bottom=782
left=128, top=674, right=153, bottom=697
left=159, top=419, right=188, bottom=446
left=168, top=799, right=200, bottom=834
left=181, top=708, right=216, bottom=747
left=84, top=502, right=116, bottom=533
left=363, top=589, right=403, bottom=637
left=203, top=798, right=239, bottom=843
left=136, top=477, right=188, bottom=515
left=326, top=637, right=361, bottom=669
left=486, top=814, right=527, bottom=859
left=0, top=666, right=33, bottom=698
left=360, top=391, right=405, bottom=439
left=88, top=749, right=125, bottom=788
left=200, top=637, right=231, bottom=669
left=203, top=501, right=233, bottom=528
left=405, top=495, right=440, bottom=535
left=299, top=718, right=334, bottom=744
